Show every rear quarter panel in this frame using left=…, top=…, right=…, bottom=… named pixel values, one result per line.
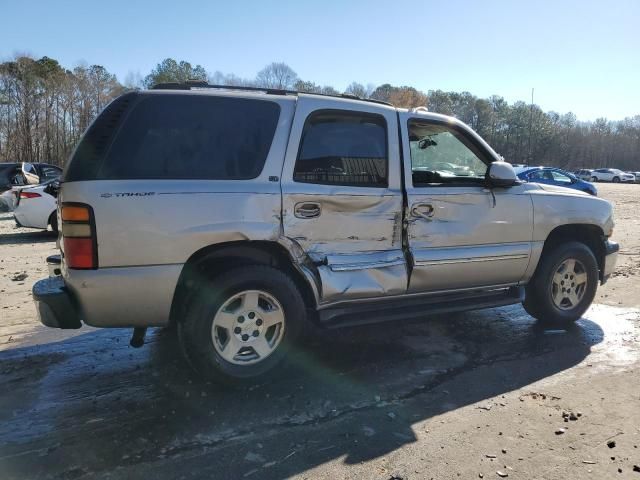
left=58, top=95, right=295, bottom=327
left=59, top=96, right=295, bottom=268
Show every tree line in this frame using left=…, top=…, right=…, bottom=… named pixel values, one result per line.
left=1, top=55, right=638, bottom=171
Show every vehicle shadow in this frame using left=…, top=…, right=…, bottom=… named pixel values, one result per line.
left=0, top=230, right=56, bottom=245
left=0, top=305, right=606, bottom=479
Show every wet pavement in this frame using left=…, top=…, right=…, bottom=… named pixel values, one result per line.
left=1, top=302, right=637, bottom=479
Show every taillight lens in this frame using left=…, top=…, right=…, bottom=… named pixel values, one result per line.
left=20, top=191, right=41, bottom=199
left=61, top=204, right=97, bottom=269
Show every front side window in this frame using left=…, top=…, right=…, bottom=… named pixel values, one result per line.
left=408, top=121, right=488, bottom=186
left=293, top=111, right=387, bottom=187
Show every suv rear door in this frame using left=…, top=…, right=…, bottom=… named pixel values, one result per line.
left=399, top=112, right=534, bottom=292
left=281, top=95, right=406, bottom=304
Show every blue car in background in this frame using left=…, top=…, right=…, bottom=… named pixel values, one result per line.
left=514, top=166, right=598, bottom=196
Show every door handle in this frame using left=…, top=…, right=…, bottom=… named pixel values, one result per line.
left=294, top=202, right=321, bottom=219
left=411, top=203, right=435, bottom=220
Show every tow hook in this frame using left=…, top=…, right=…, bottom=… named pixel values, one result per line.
left=130, top=327, right=147, bottom=348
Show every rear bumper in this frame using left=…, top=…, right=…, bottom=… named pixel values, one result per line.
left=601, top=240, right=619, bottom=284
left=33, top=276, right=82, bottom=329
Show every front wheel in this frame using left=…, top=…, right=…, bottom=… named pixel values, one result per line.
left=612, top=176, right=620, bottom=183
left=178, top=265, right=307, bottom=383
left=523, top=242, right=598, bottom=327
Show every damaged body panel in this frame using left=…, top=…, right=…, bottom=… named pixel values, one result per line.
left=280, top=95, right=407, bottom=304
left=404, top=187, right=534, bottom=291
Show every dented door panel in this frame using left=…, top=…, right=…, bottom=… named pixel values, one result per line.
left=318, top=261, right=407, bottom=303
left=318, top=249, right=407, bottom=303
left=283, top=191, right=403, bottom=260
left=281, top=96, right=407, bottom=303
left=399, top=112, right=534, bottom=293
left=405, top=185, right=533, bottom=293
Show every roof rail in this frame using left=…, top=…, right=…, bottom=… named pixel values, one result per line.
left=151, top=82, right=393, bottom=106
left=411, top=106, right=429, bottom=113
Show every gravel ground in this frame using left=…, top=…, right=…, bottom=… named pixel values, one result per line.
left=0, top=183, right=639, bottom=479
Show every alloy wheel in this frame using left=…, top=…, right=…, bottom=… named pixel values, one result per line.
left=211, top=290, right=285, bottom=365
left=551, top=258, right=588, bottom=310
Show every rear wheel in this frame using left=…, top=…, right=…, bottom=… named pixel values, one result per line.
left=523, top=242, right=598, bottom=327
left=48, top=212, right=58, bottom=233
left=178, top=265, right=307, bottom=383
left=590, top=176, right=598, bottom=182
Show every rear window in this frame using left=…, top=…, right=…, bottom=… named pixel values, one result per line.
left=65, top=93, right=280, bottom=181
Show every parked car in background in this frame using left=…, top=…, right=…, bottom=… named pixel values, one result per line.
left=33, top=85, right=618, bottom=383
left=0, top=162, right=62, bottom=211
left=625, top=171, right=640, bottom=183
left=431, top=161, right=474, bottom=176
left=13, top=180, right=59, bottom=232
left=590, top=168, right=635, bottom=183
left=0, top=163, right=24, bottom=211
left=515, top=166, right=597, bottom=196
left=574, top=169, right=593, bottom=181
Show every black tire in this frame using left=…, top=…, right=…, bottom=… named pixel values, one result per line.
left=523, top=241, right=598, bottom=327
left=590, top=176, right=598, bottom=182
left=48, top=212, right=58, bottom=233
left=178, top=265, right=307, bottom=384
left=612, top=176, right=620, bottom=183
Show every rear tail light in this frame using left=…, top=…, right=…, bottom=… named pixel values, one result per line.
left=20, top=191, right=41, bottom=199
left=61, top=204, right=97, bottom=269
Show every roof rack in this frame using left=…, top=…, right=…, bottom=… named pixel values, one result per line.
left=151, top=81, right=393, bottom=106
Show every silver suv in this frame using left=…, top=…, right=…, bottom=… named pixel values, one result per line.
left=33, top=84, right=619, bottom=382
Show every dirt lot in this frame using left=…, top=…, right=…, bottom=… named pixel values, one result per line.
left=0, top=184, right=639, bottom=479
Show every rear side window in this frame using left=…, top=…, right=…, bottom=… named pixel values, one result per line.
left=66, top=93, right=280, bottom=181
left=293, top=110, right=387, bottom=187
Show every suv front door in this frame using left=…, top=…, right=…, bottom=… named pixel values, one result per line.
left=399, top=113, right=534, bottom=293
left=281, top=96, right=406, bottom=304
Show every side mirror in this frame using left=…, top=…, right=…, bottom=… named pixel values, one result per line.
left=486, top=161, right=518, bottom=188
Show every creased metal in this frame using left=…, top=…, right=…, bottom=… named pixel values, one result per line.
left=318, top=262, right=407, bottom=304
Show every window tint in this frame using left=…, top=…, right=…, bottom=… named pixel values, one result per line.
left=408, top=121, right=488, bottom=186
left=89, top=94, right=280, bottom=180
left=293, top=111, right=387, bottom=187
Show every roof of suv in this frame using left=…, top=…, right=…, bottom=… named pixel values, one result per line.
left=148, top=81, right=464, bottom=126
left=152, top=81, right=394, bottom=107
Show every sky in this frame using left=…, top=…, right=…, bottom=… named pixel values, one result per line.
left=2, top=0, right=639, bottom=120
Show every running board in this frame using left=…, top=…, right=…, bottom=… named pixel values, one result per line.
left=317, top=286, right=524, bottom=329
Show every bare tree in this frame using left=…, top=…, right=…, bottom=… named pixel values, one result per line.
left=345, top=82, right=367, bottom=98
left=255, top=62, right=298, bottom=90
left=1, top=54, right=639, bottom=171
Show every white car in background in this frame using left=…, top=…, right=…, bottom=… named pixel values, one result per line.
left=574, top=169, right=593, bottom=181
left=13, top=181, right=58, bottom=232
left=590, top=168, right=636, bottom=183
left=626, top=171, right=640, bottom=183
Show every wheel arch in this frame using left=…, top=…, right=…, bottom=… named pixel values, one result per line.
left=541, top=224, right=606, bottom=279
left=169, top=240, right=319, bottom=326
